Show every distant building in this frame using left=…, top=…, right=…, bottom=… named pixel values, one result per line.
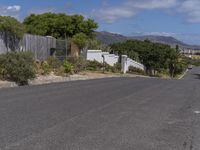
left=179, top=48, right=200, bottom=55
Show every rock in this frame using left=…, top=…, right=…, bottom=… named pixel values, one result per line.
left=0, top=81, right=17, bottom=89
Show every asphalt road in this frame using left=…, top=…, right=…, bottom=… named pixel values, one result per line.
left=0, top=68, right=200, bottom=150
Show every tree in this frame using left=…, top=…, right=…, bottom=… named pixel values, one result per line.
left=167, top=49, right=187, bottom=77
left=176, top=45, right=179, bottom=52
left=110, top=40, right=187, bottom=77
left=23, top=13, right=98, bottom=39
left=87, top=39, right=112, bottom=52
left=72, top=33, right=88, bottom=49
left=0, top=16, right=25, bottom=51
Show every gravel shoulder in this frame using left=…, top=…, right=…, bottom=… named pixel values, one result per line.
left=0, top=72, right=145, bottom=89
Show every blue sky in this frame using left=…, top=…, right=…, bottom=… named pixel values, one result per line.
left=1, top=0, right=200, bottom=45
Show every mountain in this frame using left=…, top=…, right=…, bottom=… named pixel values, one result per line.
left=96, top=31, right=200, bottom=50
left=131, top=35, right=186, bottom=47
left=96, top=31, right=128, bottom=45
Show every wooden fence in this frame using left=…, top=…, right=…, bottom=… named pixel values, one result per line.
left=0, top=33, right=56, bottom=60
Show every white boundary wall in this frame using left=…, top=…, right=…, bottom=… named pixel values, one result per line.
left=86, top=50, right=119, bottom=66
left=121, top=55, right=145, bottom=73
left=86, top=50, right=145, bottom=73
left=103, top=54, right=119, bottom=66
left=86, top=50, right=104, bottom=63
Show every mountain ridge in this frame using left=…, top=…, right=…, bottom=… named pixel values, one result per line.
left=96, top=31, right=200, bottom=50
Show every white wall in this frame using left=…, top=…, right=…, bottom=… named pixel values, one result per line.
left=86, top=50, right=145, bottom=73
left=103, top=54, right=119, bottom=66
left=121, top=55, right=145, bottom=73
left=86, top=50, right=103, bottom=63
left=86, top=50, right=119, bottom=66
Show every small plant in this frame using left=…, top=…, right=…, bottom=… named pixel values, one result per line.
left=33, top=60, right=42, bottom=74
left=103, top=63, right=121, bottom=73
left=63, top=60, right=74, bottom=74
left=104, top=63, right=114, bottom=72
left=47, top=56, right=62, bottom=70
left=112, top=63, right=121, bottom=73
left=86, top=60, right=103, bottom=71
left=41, top=61, right=51, bottom=75
left=128, top=66, right=146, bottom=75
left=67, top=57, right=87, bottom=73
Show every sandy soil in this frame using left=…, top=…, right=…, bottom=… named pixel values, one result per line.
left=0, top=72, right=142, bottom=88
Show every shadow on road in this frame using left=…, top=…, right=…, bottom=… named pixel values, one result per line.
left=192, top=74, right=200, bottom=79
left=182, top=67, right=200, bottom=80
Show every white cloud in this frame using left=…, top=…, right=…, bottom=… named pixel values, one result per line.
left=93, top=0, right=177, bottom=23
left=94, top=7, right=137, bottom=23
left=0, top=5, right=21, bottom=18
left=179, top=0, right=200, bottom=23
left=7, top=5, right=21, bottom=11
left=93, top=0, right=200, bottom=24
left=126, top=0, right=177, bottom=9
left=29, top=8, right=55, bottom=15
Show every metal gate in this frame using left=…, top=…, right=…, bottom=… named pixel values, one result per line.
left=51, top=39, right=68, bottom=60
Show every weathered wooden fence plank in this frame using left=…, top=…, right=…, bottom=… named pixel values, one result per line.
left=0, top=33, right=56, bottom=60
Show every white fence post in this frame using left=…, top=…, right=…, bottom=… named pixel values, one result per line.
left=121, top=55, right=128, bottom=74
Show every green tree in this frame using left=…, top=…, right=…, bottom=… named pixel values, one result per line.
left=23, top=13, right=98, bottom=39
left=87, top=39, right=112, bottom=52
left=0, top=16, right=25, bottom=51
left=176, top=45, right=179, bottom=52
left=110, top=40, right=187, bottom=77
left=167, top=49, right=187, bottom=77
left=72, top=33, right=88, bottom=49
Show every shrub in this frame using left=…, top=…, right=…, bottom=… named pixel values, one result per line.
left=86, top=60, right=103, bottom=71
left=103, top=63, right=114, bottom=72
left=47, top=56, right=62, bottom=70
left=67, top=57, right=87, bottom=73
left=0, top=52, right=35, bottom=85
left=158, top=69, right=170, bottom=77
left=128, top=66, right=146, bottom=75
left=103, top=63, right=122, bottom=73
left=189, top=58, right=200, bottom=66
left=63, top=60, right=74, bottom=74
left=0, top=54, right=7, bottom=79
left=0, top=67, right=4, bottom=79
left=112, top=63, right=121, bottom=73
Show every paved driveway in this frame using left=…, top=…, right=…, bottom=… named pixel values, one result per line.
left=0, top=68, right=200, bottom=150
